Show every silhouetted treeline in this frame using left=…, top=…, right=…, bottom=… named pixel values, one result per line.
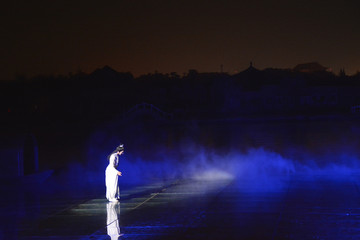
left=2, top=63, right=360, bottom=131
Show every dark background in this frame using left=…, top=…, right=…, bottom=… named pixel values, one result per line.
left=2, top=64, right=360, bottom=189
left=1, top=0, right=360, bottom=80
left=1, top=0, right=360, bottom=192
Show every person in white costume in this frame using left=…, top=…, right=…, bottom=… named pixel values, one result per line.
left=106, top=144, right=124, bottom=202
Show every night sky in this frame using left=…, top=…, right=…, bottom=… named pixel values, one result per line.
left=1, top=0, right=359, bottom=80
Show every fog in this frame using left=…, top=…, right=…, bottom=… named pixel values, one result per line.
left=49, top=116, right=360, bottom=195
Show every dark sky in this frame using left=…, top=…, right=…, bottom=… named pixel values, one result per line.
left=1, top=0, right=359, bottom=80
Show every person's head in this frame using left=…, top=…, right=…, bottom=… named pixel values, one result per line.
left=116, top=144, right=124, bottom=155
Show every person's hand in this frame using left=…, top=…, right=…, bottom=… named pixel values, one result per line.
left=117, top=171, right=122, bottom=176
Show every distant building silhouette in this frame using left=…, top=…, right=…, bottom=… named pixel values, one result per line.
left=339, top=68, right=346, bottom=77
left=293, top=62, right=329, bottom=73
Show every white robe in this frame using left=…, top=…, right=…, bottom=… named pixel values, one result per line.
left=106, top=153, right=120, bottom=201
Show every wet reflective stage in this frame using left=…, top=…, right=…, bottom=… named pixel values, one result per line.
left=3, top=173, right=360, bottom=240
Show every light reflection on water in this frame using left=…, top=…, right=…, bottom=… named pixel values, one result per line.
left=107, top=202, right=123, bottom=240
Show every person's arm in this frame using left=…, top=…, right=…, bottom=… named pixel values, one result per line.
left=109, top=154, right=122, bottom=176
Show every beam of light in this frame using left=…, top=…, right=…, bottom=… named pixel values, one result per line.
left=191, top=169, right=234, bottom=181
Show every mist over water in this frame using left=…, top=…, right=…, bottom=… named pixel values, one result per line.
left=56, top=116, right=360, bottom=194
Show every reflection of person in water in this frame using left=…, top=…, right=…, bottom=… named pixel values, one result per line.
left=105, top=144, right=124, bottom=202
left=107, top=202, right=122, bottom=239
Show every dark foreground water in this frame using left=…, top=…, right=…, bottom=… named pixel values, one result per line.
left=2, top=171, right=360, bottom=240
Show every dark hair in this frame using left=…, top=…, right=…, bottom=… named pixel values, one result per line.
left=116, top=144, right=124, bottom=152
left=107, top=144, right=124, bottom=160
